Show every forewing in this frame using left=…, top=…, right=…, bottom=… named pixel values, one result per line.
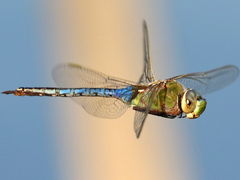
left=133, top=85, right=159, bottom=138
left=134, top=111, right=148, bottom=138
left=52, top=63, right=136, bottom=88
left=172, top=65, right=239, bottom=95
left=138, top=20, right=155, bottom=84
left=52, top=63, right=135, bottom=118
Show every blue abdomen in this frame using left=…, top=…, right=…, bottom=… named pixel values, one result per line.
left=70, top=86, right=134, bottom=102
left=4, top=86, right=135, bottom=101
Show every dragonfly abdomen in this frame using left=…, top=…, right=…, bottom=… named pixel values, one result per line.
left=3, top=86, right=134, bottom=102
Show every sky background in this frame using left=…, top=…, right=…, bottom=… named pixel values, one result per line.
left=0, top=0, right=239, bottom=180
left=169, top=1, right=240, bottom=179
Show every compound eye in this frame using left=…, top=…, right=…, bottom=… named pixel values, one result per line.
left=181, top=90, right=197, bottom=114
left=186, top=99, right=191, bottom=106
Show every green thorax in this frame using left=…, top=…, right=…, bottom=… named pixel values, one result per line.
left=131, top=80, right=185, bottom=117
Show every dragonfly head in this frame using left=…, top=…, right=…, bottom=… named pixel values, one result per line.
left=181, top=89, right=207, bottom=119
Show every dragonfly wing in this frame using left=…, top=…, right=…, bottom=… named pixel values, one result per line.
left=134, top=111, right=148, bottom=138
left=172, top=65, right=239, bottom=95
left=133, top=84, right=159, bottom=138
left=52, top=63, right=135, bottom=118
left=75, top=97, right=130, bottom=119
left=52, top=63, right=137, bottom=88
left=138, top=20, right=155, bottom=84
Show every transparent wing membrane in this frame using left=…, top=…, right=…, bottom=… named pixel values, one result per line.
left=172, top=65, right=239, bottom=95
left=134, top=111, right=148, bottom=138
left=134, top=85, right=159, bottom=138
left=77, top=97, right=129, bottom=119
left=52, top=63, right=135, bottom=118
left=52, top=63, right=136, bottom=88
left=139, top=20, right=155, bottom=84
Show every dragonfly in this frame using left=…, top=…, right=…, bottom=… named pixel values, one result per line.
left=3, top=21, right=239, bottom=138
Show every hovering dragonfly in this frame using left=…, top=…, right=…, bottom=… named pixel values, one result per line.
left=3, top=21, right=239, bottom=138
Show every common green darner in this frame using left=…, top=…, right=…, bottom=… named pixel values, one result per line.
left=3, top=21, right=239, bottom=138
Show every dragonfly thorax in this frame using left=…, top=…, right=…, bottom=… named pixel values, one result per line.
left=132, top=81, right=185, bottom=118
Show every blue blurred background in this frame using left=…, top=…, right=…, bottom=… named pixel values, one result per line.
left=0, top=1, right=59, bottom=180
left=0, top=0, right=239, bottom=180
left=169, top=1, right=240, bottom=179
left=149, top=1, right=240, bottom=179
